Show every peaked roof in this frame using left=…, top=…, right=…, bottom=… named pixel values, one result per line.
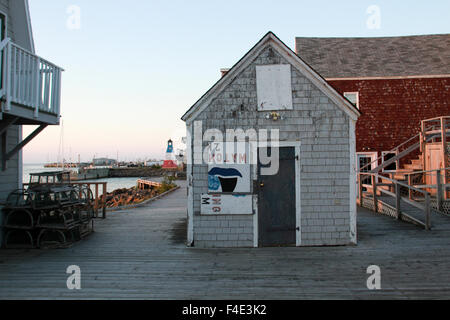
left=295, top=34, right=450, bottom=79
left=182, top=32, right=360, bottom=123
left=10, top=0, right=35, bottom=53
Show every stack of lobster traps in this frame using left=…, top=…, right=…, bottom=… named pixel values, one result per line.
left=2, top=171, right=95, bottom=249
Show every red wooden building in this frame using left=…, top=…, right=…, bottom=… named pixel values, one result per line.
left=295, top=34, right=449, bottom=173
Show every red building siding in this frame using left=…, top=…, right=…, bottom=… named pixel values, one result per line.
left=329, top=77, right=449, bottom=161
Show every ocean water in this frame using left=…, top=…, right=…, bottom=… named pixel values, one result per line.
left=23, top=164, right=162, bottom=193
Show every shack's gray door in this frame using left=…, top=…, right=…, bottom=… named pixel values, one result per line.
left=258, top=147, right=296, bottom=247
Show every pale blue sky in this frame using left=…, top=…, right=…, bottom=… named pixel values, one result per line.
left=24, top=0, right=450, bottom=163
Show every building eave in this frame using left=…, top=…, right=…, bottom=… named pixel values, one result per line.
left=181, top=32, right=361, bottom=124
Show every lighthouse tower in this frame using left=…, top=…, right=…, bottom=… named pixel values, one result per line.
left=162, top=139, right=178, bottom=169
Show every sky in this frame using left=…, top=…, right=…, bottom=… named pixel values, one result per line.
left=23, top=0, right=450, bottom=163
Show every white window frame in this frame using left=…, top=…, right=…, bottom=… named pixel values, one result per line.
left=356, top=151, right=378, bottom=172
left=381, top=150, right=399, bottom=172
left=0, top=10, right=6, bottom=40
left=0, top=10, right=7, bottom=94
left=356, top=151, right=378, bottom=196
left=344, top=92, right=359, bottom=109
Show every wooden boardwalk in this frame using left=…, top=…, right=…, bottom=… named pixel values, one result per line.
left=377, top=196, right=450, bottom=230
left=2, top=181, right=450, bottom=299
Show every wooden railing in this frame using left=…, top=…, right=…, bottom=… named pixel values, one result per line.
left=359, top=117, right=449, bottom=174
left=359, top=131, right=423, bottom=173
left=404, top=167, right=450, bottom=208
left=358, top=172, right=432, bottom=229
left=71, top=182, right=107, bottom=219
left=23, top=182, right=107, bottom=219
left=420, top=116, right=450, bottom=170
left=0, top=38, right=63, bottom=117
left=137, top=179, right=162, bottom=190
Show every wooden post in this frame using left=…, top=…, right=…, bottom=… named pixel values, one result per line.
left=408, top=174, right=413, bottom=200
left=421, top=120, right=426, bottom=171
left=358, top=173, right=362, bottom=206
left=441, top=117, right=446, bottom=166
left=372, top=175, right=378, bottom=213
left=441, top=117, right=448, bottom=200
left=5, top=42, right=12, bottom=111
left=1, top=131, right=6, bottom=171
left=102, top=182, right=107, bottom=219
left=420, top=120, right=424, bottom=152
left=425, top=193, right=431, bottom=231
left=396, top=183, right=401, bottom=220
left=436, top=169, right=443, bottom=212
left=95, top=183, right=99, bottom=217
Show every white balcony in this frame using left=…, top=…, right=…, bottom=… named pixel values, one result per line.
left=0, top=38, right=63, bottom=125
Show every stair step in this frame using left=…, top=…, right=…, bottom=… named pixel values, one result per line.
left=403, top=164, right=423, bottom=170
left=411, top=159, right=422, bottom=166
left=393, top=173, right=409, bottom=180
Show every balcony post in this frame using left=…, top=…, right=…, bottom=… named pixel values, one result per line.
left=56, top=69, right=62, bottom=117
left=34, top=58, right=40, bottom=118
left=4, top=41, right=11, bottom=111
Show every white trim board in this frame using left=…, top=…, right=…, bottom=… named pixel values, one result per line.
left=186, top=123, right=194, bottom=246
left=343, top=92, right=359, bottom=110
left=349, top=119, right=357, bottom=244
left=326, top=74, right=450, bottom=81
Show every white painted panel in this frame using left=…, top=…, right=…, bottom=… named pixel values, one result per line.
left=206, top=141, right=251, bottom=193
left=201, top=194, right=253, bottom=215
left=256, top=64, right=293, bottom=111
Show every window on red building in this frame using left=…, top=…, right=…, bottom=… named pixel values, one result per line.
left=344, top=92, right=359, bottom=109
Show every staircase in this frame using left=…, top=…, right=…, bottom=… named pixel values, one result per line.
left=392, top=154, right=423, bottom=182
left=358, top=116, right=450, bottom=229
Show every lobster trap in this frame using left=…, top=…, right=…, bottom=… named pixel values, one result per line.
left=1, top=171, right=95, bottom=249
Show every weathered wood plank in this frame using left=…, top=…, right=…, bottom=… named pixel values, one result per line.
left=1, top=181, right=450, bottom=299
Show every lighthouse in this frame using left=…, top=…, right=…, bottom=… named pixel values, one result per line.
left=162, top=139, right=178, bottom=169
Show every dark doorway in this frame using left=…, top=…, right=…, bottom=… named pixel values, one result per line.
left=258, top=147, right=296, bottom=247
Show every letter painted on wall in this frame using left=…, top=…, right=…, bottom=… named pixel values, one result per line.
left=206, top=142, right=251, bottom=193
left=200, top=194, right=253, bottom=215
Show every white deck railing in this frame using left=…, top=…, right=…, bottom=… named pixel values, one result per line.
left=0, top=38, right=63, bottom=118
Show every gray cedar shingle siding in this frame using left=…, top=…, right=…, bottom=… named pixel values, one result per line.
left=295, top=34, right=450, bottom=78
left=0, top=125, right=20, bottom=247
left=0, top=0, right=16, bottom=42
left=0, top=0, right=17, bottom=247
left=191, top=45, right=353, bottom=248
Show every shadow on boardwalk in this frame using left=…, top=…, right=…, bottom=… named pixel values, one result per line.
left=1, top=180, right=450, bottom=299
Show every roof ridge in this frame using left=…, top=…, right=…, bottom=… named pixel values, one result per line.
left=295, top=33, right=450, bottom=40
